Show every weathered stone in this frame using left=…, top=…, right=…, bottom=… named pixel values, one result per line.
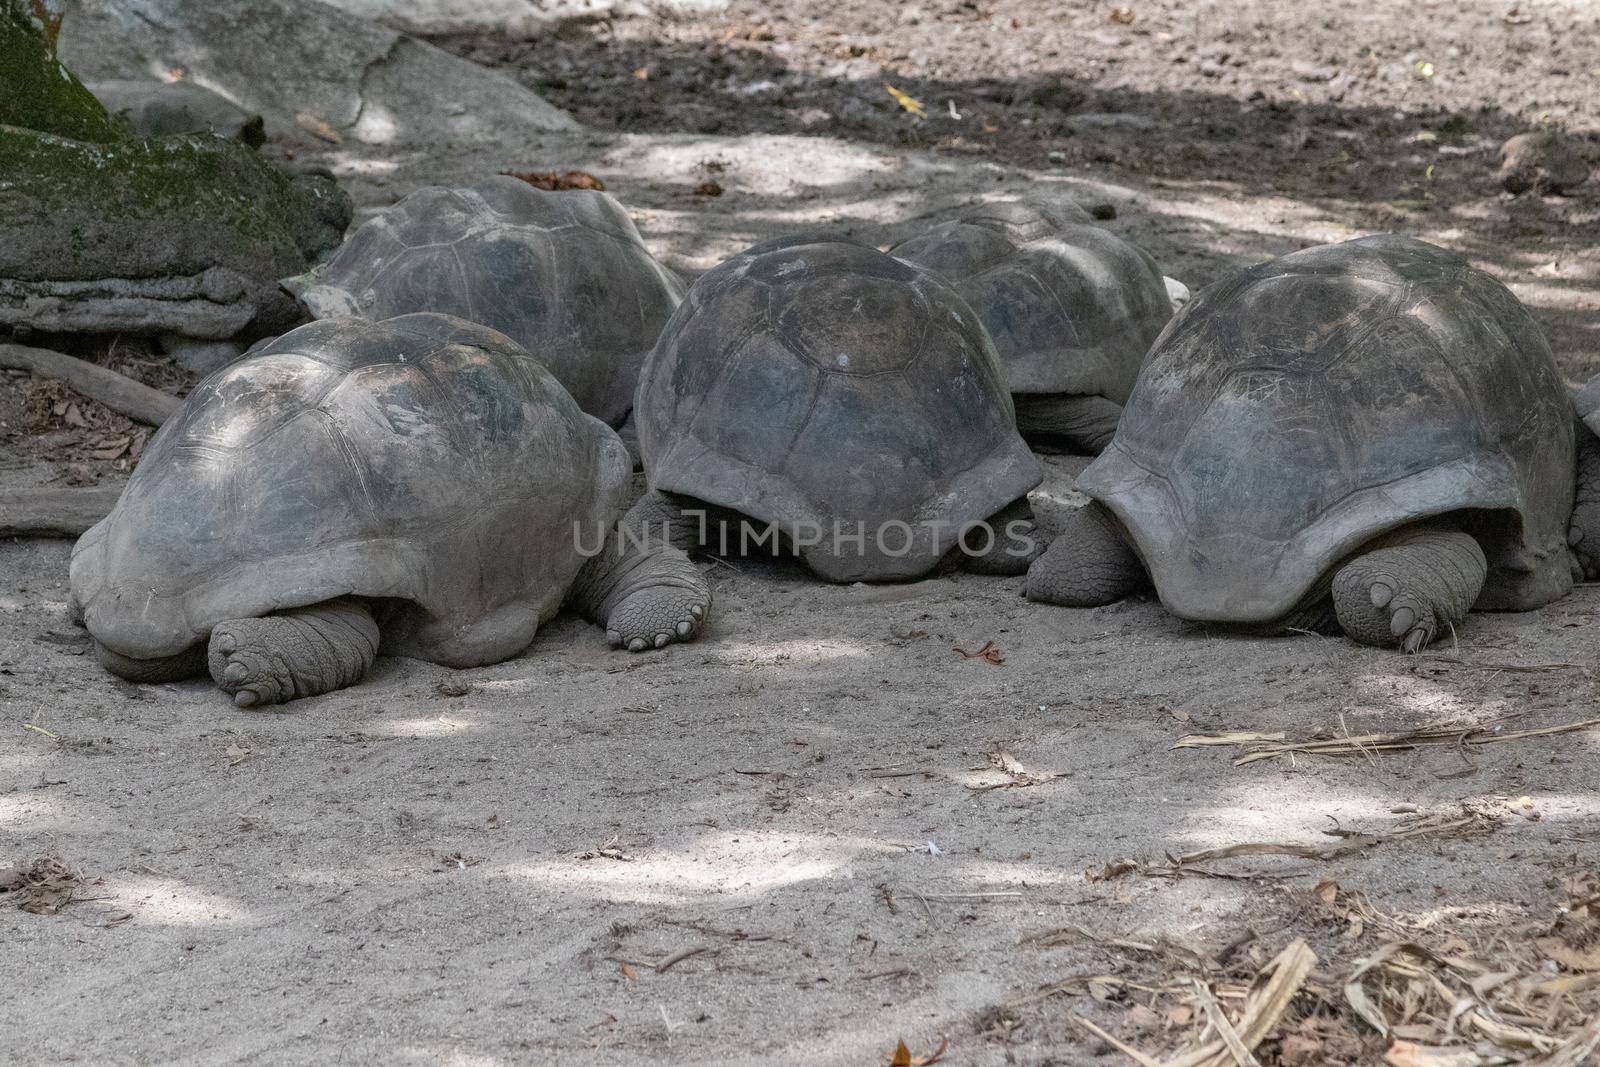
left=0, top=128, right=350, bottom=338
left=0, top=1, right=125, bottom=141
left=1497, top=131, right=1591, bottom=196
left=59, top=0, right=579, bottom=145
left=318, top=0, right=727, bottom=36
left=1, top=1, right=352, bottom=340
left=89, top=80, right=265, bottom=147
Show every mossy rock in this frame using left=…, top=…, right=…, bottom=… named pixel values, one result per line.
left=0, top=0, right=351, bottom=340
left=1, top=0, right=127, bottom=142
left=0, top=126, right=351, bottom=338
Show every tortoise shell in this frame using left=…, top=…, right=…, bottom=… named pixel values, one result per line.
left=635, top=236, right=1041, bottom=581
left=71, top=313, right=628, bottom=666
left=889, top=195, right=1171, bottom=398
left=1079, top=234, right=1574, bottom=623
left=288, top=176, right=685, bottom=425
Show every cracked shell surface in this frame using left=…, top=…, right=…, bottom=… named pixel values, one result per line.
left=888, top=193, right=1173, bottom=399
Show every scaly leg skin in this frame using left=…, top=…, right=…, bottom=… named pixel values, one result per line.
left=1025, top=501, right=1147, bottom=606
left=1012, top=394, right=1123, bottom=455
left=568, top=499, right=711, bottom=652
left=619, top=490, right=703, bottom=555
left=1569, top=419, right=1600, bottom=581
left=1331, top=523, right=1487, bottom=653
left=963, top=497, right=1044, bottom=575
left=95, top=641, right=208, bottom=683
left=208, top=598, right=380, bottom=707
left=614, top=411, right=642, bottom=471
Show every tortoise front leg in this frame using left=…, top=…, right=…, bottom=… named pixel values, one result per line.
left=1331, top=523, right=1486, bottom=653
left=962, top=497, right=1043, bottom=575
left=208, top=598, right=380, bottom=707
left=1011, top=394, right=1123, bottom=454
left=1568, top=417, right=1600, bottom=581
left=568, top=492, right=711, bottom=652
left=1025, top=501, right=1148, bottom=606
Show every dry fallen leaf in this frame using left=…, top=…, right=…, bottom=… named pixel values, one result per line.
left=620, top=961, right=637, bottom=982
left=0, top=856, right=95, bottom=914
left=884, top=83, right=927, bottom=117
left=501, top=169, right=606, bottom=192
left=295, top=111, right=343, bottom=143
left=887, top=1036, right=947, bottom=1065
left=90, top=435, right=131, bottom=460
left=970, top=747, right=1058, bottom=791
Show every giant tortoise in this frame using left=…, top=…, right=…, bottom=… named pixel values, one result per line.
left=287, top=176, right=684, bottom=427
left=71, top=313, right=710, bottom=707
left=889, top=194, right=1183, bottom=453
left=626, top=235, right=1044, bottom=582
left=1026, top=234, right=1593, bottom=652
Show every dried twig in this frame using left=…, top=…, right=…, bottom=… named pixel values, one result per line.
left=0, top=342, right=180, bottom=426
left=952, top=640, right=1005, bottom=664
left=1175, top=717, right=1600, bottom=765
left=1068, top=1014, right=1163, bottom=1067
left=1091, top=808, right=1502, bottom=882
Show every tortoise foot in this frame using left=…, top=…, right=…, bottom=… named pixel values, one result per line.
left=606, top=552, right=710, bottom=653
left=1025, top=502, right=1145, bottom=606
left=1331, top=525, right=1486, bottom=653
left=208, top=599, right=379, bottom=707
left=1568, top=419, right=1600, bottom=581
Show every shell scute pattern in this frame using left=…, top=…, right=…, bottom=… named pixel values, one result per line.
left=1080, top=234, right=1575, bottom=622
left=72, top=313, right=622, bottom=664
left=290, top=177, right=684, bottom=425
left=635, top=237, right=1041, bottom=580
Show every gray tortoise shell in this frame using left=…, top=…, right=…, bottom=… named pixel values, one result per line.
left=636, top=236, right=1042, bottom=582
left=70, top=313, right=628, bottom=666
left=1080, top=234, right=1574, bottom=625
left=288, top=176, right=686, bottom=426
left=889, top=195, right=1172, bottom=399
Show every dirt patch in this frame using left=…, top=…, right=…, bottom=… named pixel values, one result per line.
left=441, top=0, right=1600, bottom=372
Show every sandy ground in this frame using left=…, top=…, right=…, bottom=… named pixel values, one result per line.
left=4, top=1, right=1600, bottom=1064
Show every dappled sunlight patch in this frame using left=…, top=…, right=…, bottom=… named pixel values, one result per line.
left=353, top=103, right=399, bottom=145
left=949, top=858, right=1086, bottom=890
left=1168, top=777, right=1405, bottom=851
left=106, top=874, right=252, bottom=926
left=710, top=635, right=877, bottom=668
left=376, top=711, right=486, bottom=737
left=1521, top=790, right=1600, bottom=823
left=1138, top=187, right=1358, bottom=246
left=329, top=154, right=402, bottom=178
left=1343, top=668, right=1509, bottom=722
left=508, top=830, right=851, bottom=905
left=0, top=792, right=64, bottom=830
left=605, top=134, right=902, bottom=197
left=451, top=675, right=549, bottom=696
